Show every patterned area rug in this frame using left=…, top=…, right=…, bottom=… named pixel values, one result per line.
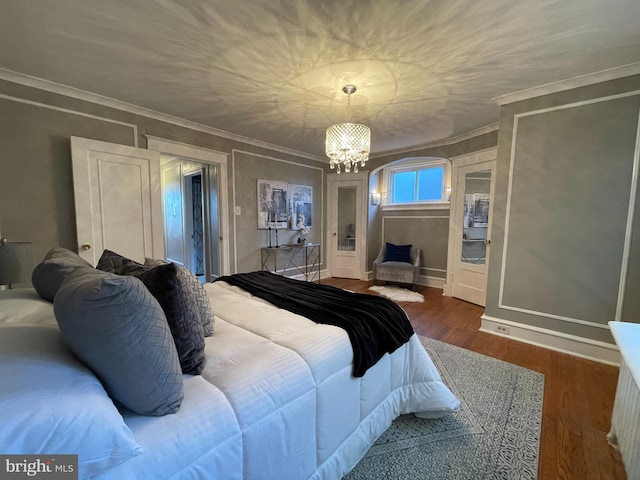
left=345, top=337, right=544, bottom=480
left=368, top=285, right=425, bottom=303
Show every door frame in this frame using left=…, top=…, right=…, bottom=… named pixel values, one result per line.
left=444, top=147, right=497, bottom=301
left=146, top=136, right=230, bottom=278
left=326, top=172, right=369, bottom=280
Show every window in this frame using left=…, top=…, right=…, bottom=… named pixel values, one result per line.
left=386, top=158, right=449, bottom=206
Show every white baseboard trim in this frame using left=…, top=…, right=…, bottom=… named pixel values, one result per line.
left=480, top=314, right=621, bottom=366
left=275, top=268, right=329, bottom=282
left=421, top=275, right=445, bottom=289
left=364, top=271, right=445, bottom=289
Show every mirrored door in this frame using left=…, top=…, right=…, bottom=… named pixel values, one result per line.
left=327, top=173, right=366, bottom=279
left=461, top=171, right=491, bottom=266
left=451, top=161, right=495, bottom=306
left=337, top=186, right=357, bottom=252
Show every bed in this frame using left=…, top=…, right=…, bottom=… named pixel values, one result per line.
left=0, top=264, right=459, bottom=479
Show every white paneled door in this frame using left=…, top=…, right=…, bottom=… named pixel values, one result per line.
left=71, top=137, right=164, bottom=265
left=327, top=172, right=367, bottom=280
left=450, top=159, right=496, bottom=306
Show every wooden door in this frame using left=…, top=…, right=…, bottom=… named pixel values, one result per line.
left=71, top=137, right=164, bottom=265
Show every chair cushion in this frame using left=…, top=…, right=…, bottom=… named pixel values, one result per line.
left=384, top=242, right=412, bottom=263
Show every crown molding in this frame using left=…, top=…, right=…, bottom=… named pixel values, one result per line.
left=370, top=123, right=499, bottom=160
left=494, top=62, right=640, bottom=106
left=0, top=68, right=325, bottom=162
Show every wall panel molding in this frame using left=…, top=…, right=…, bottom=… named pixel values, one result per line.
left=0, top=92, right=138, bottom=146
left=498, top=91, right=640, bottom=329
left=0, top=68, right=323, bottom=161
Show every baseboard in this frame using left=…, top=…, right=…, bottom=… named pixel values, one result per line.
left=421, top=275, right=445, bottom=289
left=365, top=271, right=445, bottom=289
left=480, top=314, right=621, bottom=366
left=280, top=268, right=329, bottom=282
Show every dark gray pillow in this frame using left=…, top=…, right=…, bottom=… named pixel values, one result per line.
left=134, top=263, right=206, bottom=375
left=31, top=247, right=93, bottom=302
left=96, top=249, right=145, bottom=275
left=53, top=267, right=184, bottom=416
left=145, top=257, right=215, bottom=337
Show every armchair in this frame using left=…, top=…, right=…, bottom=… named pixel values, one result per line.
left=373, top=243, right=421, bottom=291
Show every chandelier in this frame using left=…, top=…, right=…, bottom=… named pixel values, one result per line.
left=325, top=84, right=371, bottom=174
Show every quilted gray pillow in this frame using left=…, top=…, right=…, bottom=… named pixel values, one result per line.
left=31, top=247, right=93, bottom=302
left=134, top=263, right=206, bottom=375
left=96, top=249, right=145, bottom=275
left=54, top=267, right=184, bottom=416
left=144, top=257, right=215, bottom=337
left=177, top=266, right=215, bottom=337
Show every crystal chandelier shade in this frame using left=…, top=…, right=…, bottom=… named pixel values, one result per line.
left=325, top=85, right=371, bottom=174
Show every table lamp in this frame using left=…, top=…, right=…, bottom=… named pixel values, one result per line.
left=0, top=240, right=34, bottom=289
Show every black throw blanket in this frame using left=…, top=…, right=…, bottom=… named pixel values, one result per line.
left=215, top=271, right=415, bottom=377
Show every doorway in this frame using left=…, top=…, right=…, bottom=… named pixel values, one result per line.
left=327, top=172, right=368, bottom=279
left=147, top=136, right=229, bottom=279
left=446, top=149, right=496, bottom=306
left=161, top=157, right=221, bottom=281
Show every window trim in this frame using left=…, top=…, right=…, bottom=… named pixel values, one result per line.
left=383, top=157, right=451, bottom=208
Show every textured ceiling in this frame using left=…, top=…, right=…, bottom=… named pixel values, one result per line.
left=1, top=0, right=639, bottom=158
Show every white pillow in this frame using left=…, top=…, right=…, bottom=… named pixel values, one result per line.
left=0, top=325, right=143, bottom=478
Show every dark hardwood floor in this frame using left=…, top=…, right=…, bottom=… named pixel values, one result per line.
left=322, top=277, right=627, bottom=480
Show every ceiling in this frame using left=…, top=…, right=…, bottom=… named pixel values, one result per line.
left=1, top=0, right=639, bottom=159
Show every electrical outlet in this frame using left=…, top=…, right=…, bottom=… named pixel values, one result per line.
left=235, top=206, right=241, bottom=216
left=496, top=325, right=510, bottom=335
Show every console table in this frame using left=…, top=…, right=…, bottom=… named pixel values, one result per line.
left=260, top=243, right=321, bottom=282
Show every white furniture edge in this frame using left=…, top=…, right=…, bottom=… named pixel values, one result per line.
left=609, top=321, right=640, bottom=386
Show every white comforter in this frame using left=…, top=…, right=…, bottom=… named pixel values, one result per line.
left=199, top=281, right=458, bottom=479
left=4, top=283, right=458, bottom=479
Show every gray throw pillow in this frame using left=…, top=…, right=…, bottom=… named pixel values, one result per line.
left=134, top=263, right=206, bottom=375
left=53, top=267, right=184, bottom=416
left=176, top=265, right=215, bottom=337
left=144, top=257, right=215, bottom=336
left=96, top=249, right=146, bottom=275
left=96, top=250, right=215, bottom=337
left=31, top=247, right=93, bottom=302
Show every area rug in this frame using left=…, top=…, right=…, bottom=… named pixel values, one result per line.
left=368, top=285, right=424, bottom=303
left=344, top=337, right=544, bottom=480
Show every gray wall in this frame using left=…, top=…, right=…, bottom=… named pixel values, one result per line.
left=378, top=209, right=450, bottom=281
left=231, top=150, right=324, bottom=273
left=0, top=79, right=326, bottom=273
left=485, top=74, right=640, bottom=344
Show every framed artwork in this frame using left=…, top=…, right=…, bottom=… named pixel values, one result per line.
left=288, top=184, right=313, bottom=230
left=257, top=179, right=288, bottom=229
